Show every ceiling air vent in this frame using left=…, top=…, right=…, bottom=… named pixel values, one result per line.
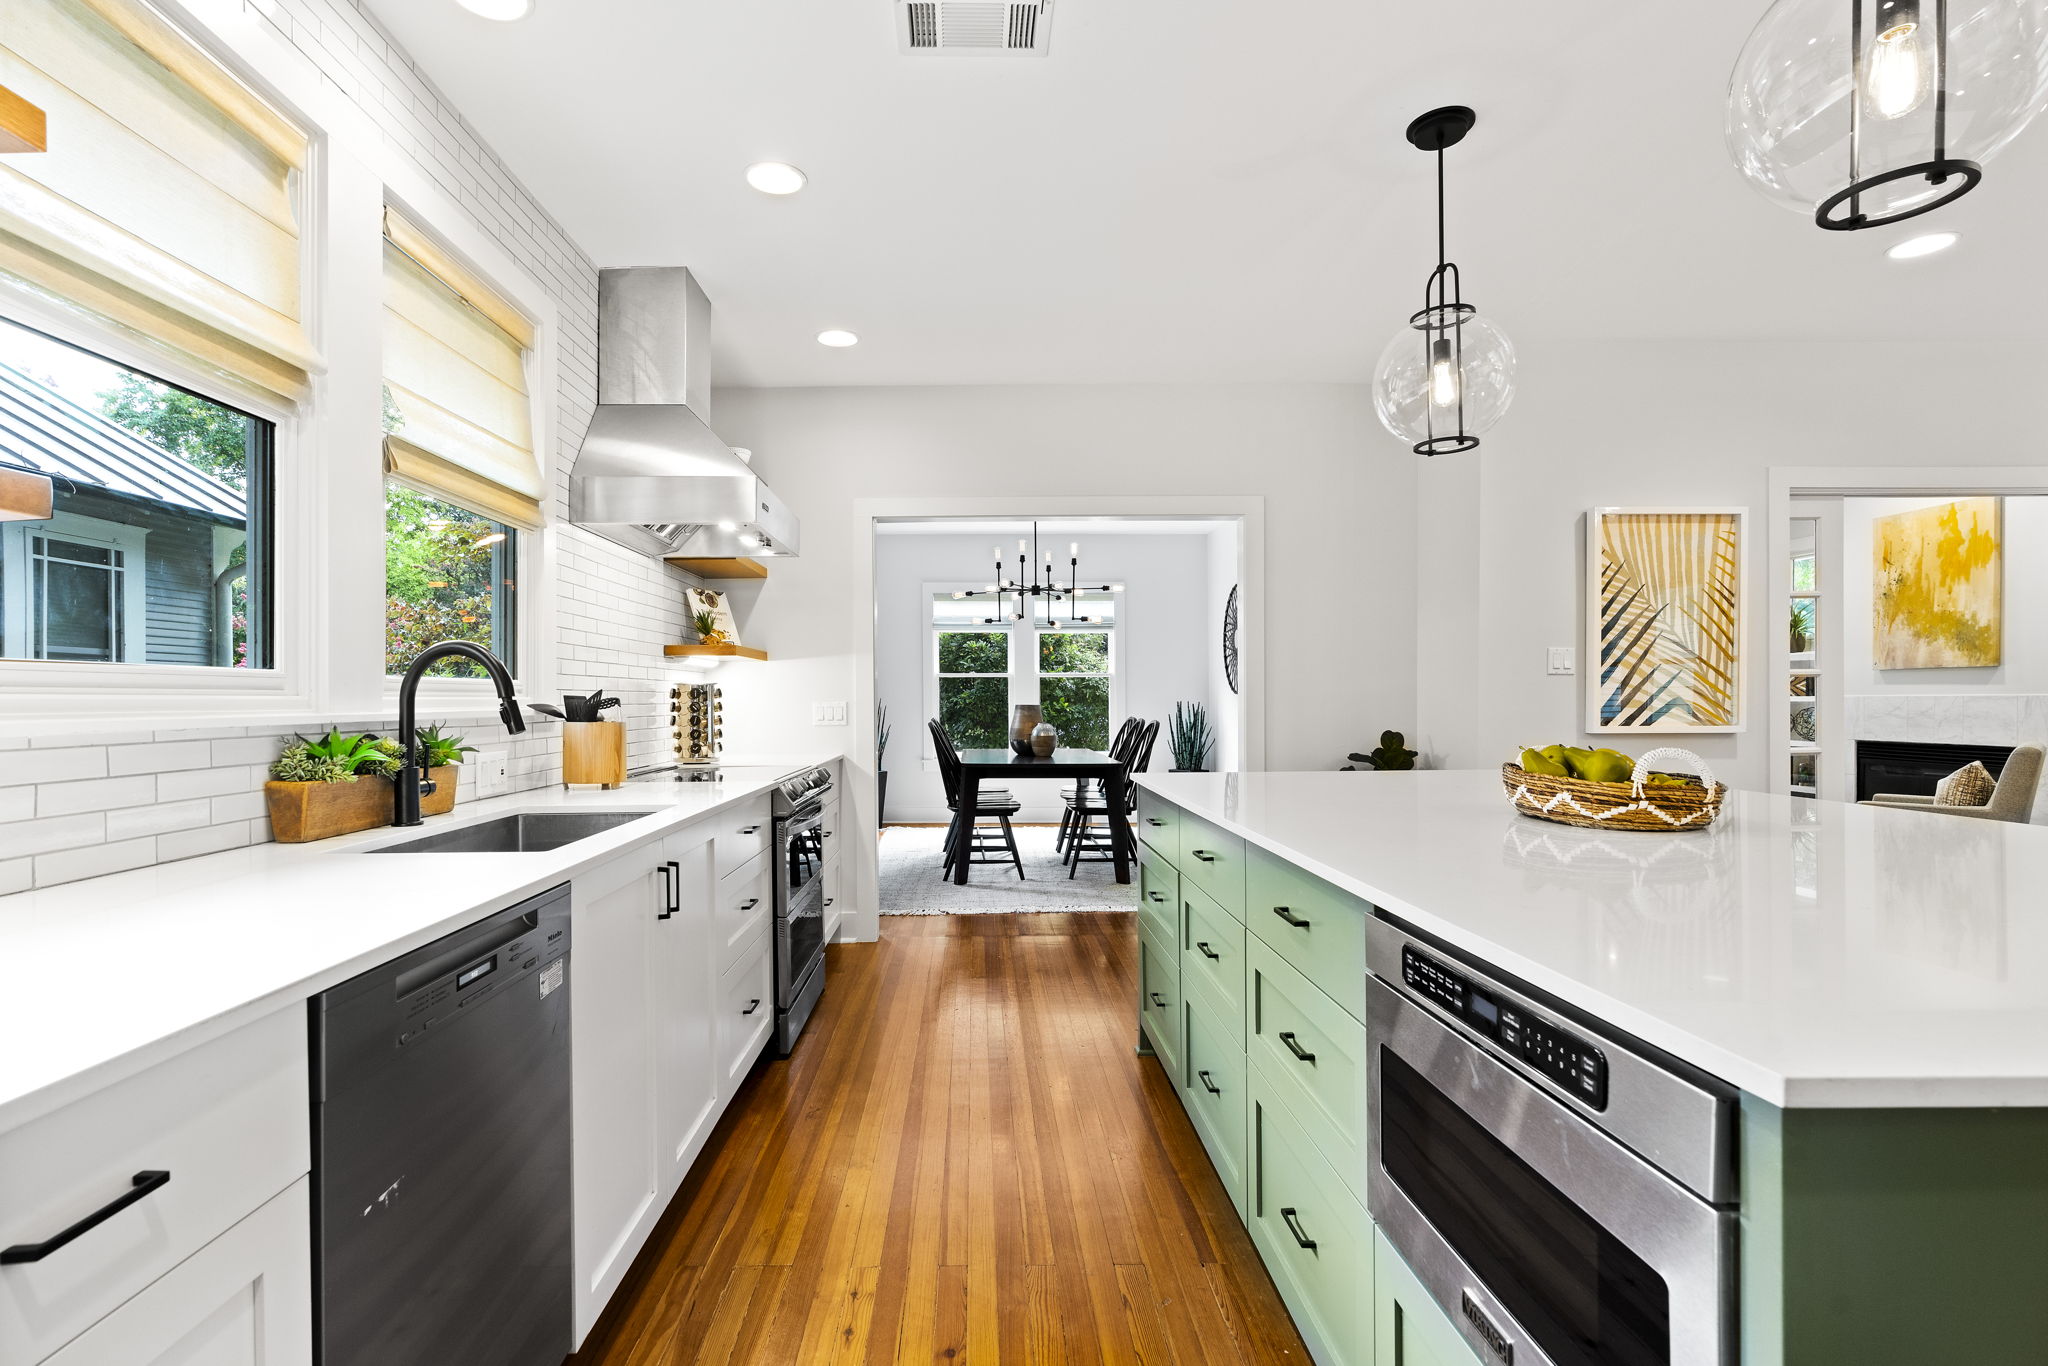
left=898, top=0, right=1053, bottom=55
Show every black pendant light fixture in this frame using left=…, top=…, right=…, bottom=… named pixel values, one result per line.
left=1727, top=0, right=2048, bottom=231
left=953, top=522, right=1123, bottom=626
left=1372, top=106, right=1516, bottom=457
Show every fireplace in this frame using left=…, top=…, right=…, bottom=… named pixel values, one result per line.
left=1855, top=740, right=2016, bottom=802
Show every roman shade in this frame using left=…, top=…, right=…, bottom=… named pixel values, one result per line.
left=380, top=207, right=542, bottom=530
left=0, top=0, right=317, bottom=402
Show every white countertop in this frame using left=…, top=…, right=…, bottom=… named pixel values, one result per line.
left=1137, top=769, right=2048, bottom=1109
left=0, top=757, right=837, bottom=1133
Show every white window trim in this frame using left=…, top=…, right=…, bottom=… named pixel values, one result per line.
left=921, top=580, right=1125, bottom=768
left=2, top=511, right=149, bottom=663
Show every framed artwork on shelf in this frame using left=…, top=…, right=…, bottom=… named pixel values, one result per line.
left=1872, top=497, right=2003, bottom=669
left=684, top=587, right=740, bottom=646
left=1586, top=507, right=1747, bottom=735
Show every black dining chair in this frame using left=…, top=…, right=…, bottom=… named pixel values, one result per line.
left=1056, top=716, right=1145, bottom=855
left=929, top=719, right=1026, bottom=880
left=1065, top=719, right=1158, bottom=877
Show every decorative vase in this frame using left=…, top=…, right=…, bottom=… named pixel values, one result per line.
left=1031, top=722, right=1058, bottom=758
left=1010, top=704, right=1043, bottom=757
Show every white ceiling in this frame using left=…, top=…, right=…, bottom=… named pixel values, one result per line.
left=363, top=0, right=2048, bottom=388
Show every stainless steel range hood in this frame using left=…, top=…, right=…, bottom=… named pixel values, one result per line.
left=569, top=267, right=799, bottom=560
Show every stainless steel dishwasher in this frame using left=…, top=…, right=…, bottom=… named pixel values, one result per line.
left=311, top=884, right=572, bottom=1366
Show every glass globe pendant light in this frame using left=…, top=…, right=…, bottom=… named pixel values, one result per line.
left=1373, top=106, right=1516, bottom=456
left=1727, top=0, right=2048, bottom=229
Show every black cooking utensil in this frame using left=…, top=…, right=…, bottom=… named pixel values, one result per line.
left=529, top=702, right=566, bottom=721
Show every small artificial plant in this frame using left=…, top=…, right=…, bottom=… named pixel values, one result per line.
left=692, top=607, right=728, bottom=646
left=415, top=722, right=476, bottom=770
left=875, top=702, right=892, bottom=770
left=1167, top=701, right=1215, bottom=772
left=1344, top=730, right=1419, bottom=772
left=270, top=730, right=403, bottom=783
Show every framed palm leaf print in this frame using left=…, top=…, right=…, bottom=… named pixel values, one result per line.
left=1586, top=508, right=1746, bottom=734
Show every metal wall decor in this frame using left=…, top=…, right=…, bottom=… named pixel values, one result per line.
left=1727, top=0, right=2048, bottom=230
left=1222, top=584, right=1240, bottom=695
left=954, top=522, right=1123, bottom=626
left=1373, top=106, right=1517, bottom=457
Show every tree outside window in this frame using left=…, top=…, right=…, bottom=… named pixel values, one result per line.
left=1037, top=631, right=1111, bottom=750
left=385, top=485, right=517, bottom=677
left=936, top=630, right=1008, bottom=748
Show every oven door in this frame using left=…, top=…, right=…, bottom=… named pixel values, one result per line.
left=1366, top=977, right=1735, bottom=1366
left=782, top=809, right=826, bottom=901
left=775, top=881, right=825, bottom=1007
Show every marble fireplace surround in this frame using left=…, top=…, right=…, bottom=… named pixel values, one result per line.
left=1849, top=694, right=2048, bottom=824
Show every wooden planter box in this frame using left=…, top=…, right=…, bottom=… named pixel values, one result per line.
left=421, top=765, right=458, bottom=817
left=265, top=776, right=393, bottom=844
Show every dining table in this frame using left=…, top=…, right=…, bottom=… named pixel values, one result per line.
left=946, top=748, right=1134, bottom=885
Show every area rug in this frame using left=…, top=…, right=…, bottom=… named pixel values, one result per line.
left=877, top=824, right=1140, bottom=914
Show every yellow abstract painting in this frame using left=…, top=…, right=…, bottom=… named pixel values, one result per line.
left=1873, top=497, right=2003, bottom=669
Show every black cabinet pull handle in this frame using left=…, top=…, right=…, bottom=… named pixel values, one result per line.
left=824, top=897, right=834, bottom=906
left=656, top=862, right=676, bottom=920
left=1147, top=891, right=1166, bottom=902
left=822, top=830, right=834, bottom=837
left=1191, top=850, right=1217, bottom=862
left=1196, top=941, right=1220, bottom=961
left=1197, top=1070, right=1221, bottom=1096
left=742, top=999, right=761, bottom=1015
left=1280, top=1207, right=1317, bottom=1252
left=1272, top=906, right=1311, bottom=930
left=740, top=825, right=762, bottom=835
left=2, top=1171, right=170, bottom=1264
left=740, top=897, right=759, bottom=911
left=1146, top=818, right=1167, bottom=826
left=1149, top=992, right=1166, bottom=1008
left=1279, top=1031, right=1317, bottom=1064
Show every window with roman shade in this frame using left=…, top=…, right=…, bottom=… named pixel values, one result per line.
left=0, top=0, right=317, bottom=403
left=380, top=208, right=543, bottom=531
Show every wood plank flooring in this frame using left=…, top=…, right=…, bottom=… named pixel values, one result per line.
left=571, top=912, right=1310, bottom=1366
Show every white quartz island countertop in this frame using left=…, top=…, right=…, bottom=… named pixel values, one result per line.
left=1136, top=769, right=2048, bottom=1109
left=0, top=757, right=837, bottom=1133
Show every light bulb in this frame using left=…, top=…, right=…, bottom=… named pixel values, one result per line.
left=716, top=520, right=737, bottom=532
left=1868, top=2, right=1931, bottom=120
left=1428, top=337, right=1461, bottom=408
left=1069, top=542, right=1079, bottom=557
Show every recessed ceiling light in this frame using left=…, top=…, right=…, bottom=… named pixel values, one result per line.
left=817, top=329, right=859, bottom=348
left=1887, top=231, right=1960, bottom=260
left=456, top=0, right=533, bottom=18
left=745, top=162, right=807, bottom=195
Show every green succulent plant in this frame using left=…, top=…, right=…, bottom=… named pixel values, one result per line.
left=415, top=722, right=476, bottom=769
left=1345, top=730, right=1419, bottom=772
left=269, top=749, right=357, bottom=783
left=280, top=729, right=402, bottom=779
left=1167, top=701, right=1215, bottom=772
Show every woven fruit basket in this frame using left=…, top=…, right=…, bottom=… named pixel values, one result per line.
left=1502, top=748, right=1728, bottom=832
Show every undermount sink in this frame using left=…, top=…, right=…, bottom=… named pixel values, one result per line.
left=366, top=811, right=658, bottom=854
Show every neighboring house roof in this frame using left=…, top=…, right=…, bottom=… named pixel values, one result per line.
left=0, top=361, right=245, bottom=524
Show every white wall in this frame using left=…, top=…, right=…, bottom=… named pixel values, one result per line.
left=1205, top=523, right=1245, bottom=773
left=1413, top=339, right=2048, bottom=795
left=875, top=530, right=1227, bottom=823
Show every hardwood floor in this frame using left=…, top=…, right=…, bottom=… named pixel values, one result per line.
left=572, top=912, right=1310, bottom=1365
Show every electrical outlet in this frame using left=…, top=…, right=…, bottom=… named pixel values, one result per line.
left=476, top=747, right=512, bottom=798
left=812, top=702, right=849, bottom=726
left=1547, top=646, right=1576, bottom=676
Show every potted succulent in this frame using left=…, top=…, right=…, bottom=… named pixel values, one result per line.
left=875, top=703, right=892, bottom=823
left=1167, top=701, right=1215, bottom=773
left=1343, top=730, right=1419, bottom=771
left=264, top=730, right=404, bottom=843
left=414, top=722, right=476, bottom=816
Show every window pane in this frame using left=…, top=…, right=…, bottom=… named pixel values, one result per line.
left=1790, top=597, right=1817, bottom=654
left=0, top=316, right=268, bottom=668
left=1039, top=632, right=1108, bottom=674
left=1041, top=676, right=1110, bottom=751
left=385, top=485, right=518, bottom=678
left=939, top=676, right=1008, bottom=748
left=937, top=631, right=1007, bottom=674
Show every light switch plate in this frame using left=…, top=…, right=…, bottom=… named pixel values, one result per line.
left=1546, top=646, right=1575, bottom=676
left=476, top=747, right=512, bottom=798
left=812, top=702, right=849, bottom=726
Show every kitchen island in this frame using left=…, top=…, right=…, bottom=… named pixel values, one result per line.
left=1133, top=768, right=2048, bottom=1366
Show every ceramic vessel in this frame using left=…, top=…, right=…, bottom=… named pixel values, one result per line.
left=1031, top=722, right=1058, bottom=758
left=1010, top=704, right=1043, bottom=757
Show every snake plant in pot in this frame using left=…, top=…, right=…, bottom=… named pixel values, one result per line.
left=876, top=703, right=892, bottom=823
left=1167, top=702, right=1215, bottom=773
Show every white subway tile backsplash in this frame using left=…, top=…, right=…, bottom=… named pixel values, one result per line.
left=0, top=748, right=110, bottom=787
left=0, top=788, right=31, bottom=823
left=157, top=766, right=259, bottom=802
left=0, top=813, right=107, bottom=860
left=211, top=735, right=287, bottom=767
left=209, top=790, right=269, bottom=824
left=36, top=776, right=157, bottom=818
left=106, top=741, right=215, bottom=777
left=0, top=858, right=28, bottom=896
left=159, top=822, right=254, bottom=862
left=34, top=838, right=159, bottom=888
left=106, top=799, right=214, bottom=841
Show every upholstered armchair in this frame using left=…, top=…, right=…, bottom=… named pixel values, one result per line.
left=1860, top=745, right=2045, bottom=824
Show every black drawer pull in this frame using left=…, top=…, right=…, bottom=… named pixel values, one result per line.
left=742, top=998, right=762, bottom=1015
left=1146, top=817, right=1168, bottom=827
left=824, top=897, right=834, bottom=906
left=1272, top=906, right=1311, bottom=930
left=1147, top=891, right=1166, bottom=903
left=656, top=862, right=677, bottom=920
left=1279, top=1031, right=1317, bottom=1064
left=1280, top=1207, right=1317, bottom=1252
left=1195, top=941, right=1220, bottom=961
left=1191, top=849, right=1217, bottom=862
left=2, top=1171, right=171, bottom=1264
left=1197, top=1070, right=1221, bottom=1096
left=822, top=830, right=834, bottom=837
left=739, top=825, right=762, bottom=835
left=739, top=897, right=759, bottom=911
left=1149, top=992, right=1166, bottom=1008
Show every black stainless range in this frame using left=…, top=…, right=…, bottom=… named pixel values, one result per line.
left=772, top=765, right=834, bottom=1055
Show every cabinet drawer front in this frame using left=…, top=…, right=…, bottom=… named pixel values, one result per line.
left=1375, top=1228, right=1489, bottom=1366
left=1248, top=937, right=1368, bottom=1205
left=1136, top=790, right=1180, bottom=860
left=1247, top=844, right=1370, bottom=1023
left=0, top=1008, right=308, bottom=1364
left=716, top=936, right=774, bottom=1086
left=714, top=863, right=774, bottom=976
left=42, top=1177, right=312, bottom=1366
left=1179, top=884, right=1246, bottom=1044
left=819, top=798, right=842, bottom=867
left=1249, top=1072, right=1373, bottom=1366
left=1180, top=996, right=1247, bottom=1219
left=1138, top=846, right=1179, bottom=944
left=1138, top=918, right=1182, bottom=1080
left=1177, top=812, right=1245, bottom=918
left=714, top=798, right=773, bottom=881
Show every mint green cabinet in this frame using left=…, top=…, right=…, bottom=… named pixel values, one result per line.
left=1180, top=994, right=1248, bottom=1219
left=1247, top=1070, right=1372, bottom=1366
left=1179, top=881, right=1247, bottom=1042
left=1177, top=810, right=1246, bottom=918
left=1374, top=1229, right=1487, bottom=1366
left=1246, top=842, right=1370, bottom=1022
left=1138, top=843, right=1179, bottom=944
left=1136, top=789, right=1181, bottom=857
left=1248, top=935, right=1369, bottom=1206
left=1138, top=918, right=1182, bottom=1080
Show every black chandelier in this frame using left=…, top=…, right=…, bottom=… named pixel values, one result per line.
left=954, top=523, right=1122, bottom=626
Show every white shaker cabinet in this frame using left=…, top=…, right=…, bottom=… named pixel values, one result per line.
left=652, top=827, right=721, bottom=1195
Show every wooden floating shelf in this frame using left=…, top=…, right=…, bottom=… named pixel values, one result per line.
left=666, top=556, right=768, bottom=580
left=664, top=643, right=768, bottom=661
left=0, top=85, right=49, bottom=155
